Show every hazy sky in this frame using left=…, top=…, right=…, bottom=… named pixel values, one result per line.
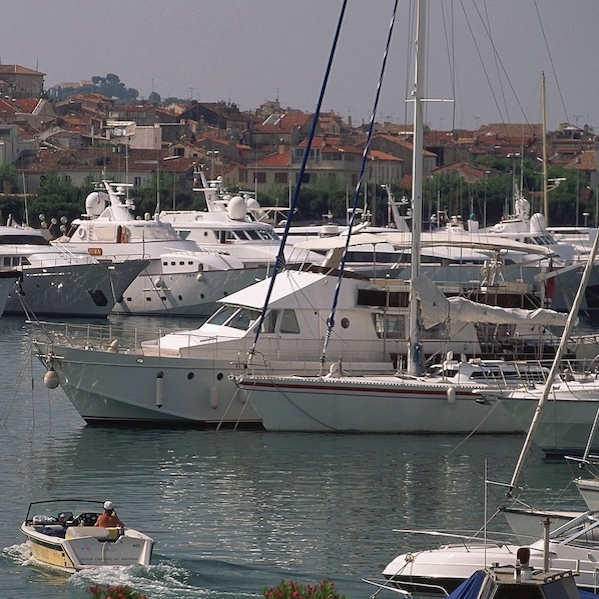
left=2, top=1, right=598, bottom=131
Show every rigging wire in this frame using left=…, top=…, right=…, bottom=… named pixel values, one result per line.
left=532, top=0, right=569, bottom=124
left=459, top=0, right=536, bottom=138
left=244, top=0, right=348, bottom=365
left=319, top=0, right=400, bottom=373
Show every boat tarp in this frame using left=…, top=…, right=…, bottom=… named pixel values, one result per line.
left=446, top=570, right=486, bottom=599
left=413, top=275, right=570, bottom=329
left=446, top=569, right=595, bottom=599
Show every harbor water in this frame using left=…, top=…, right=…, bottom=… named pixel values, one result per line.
left=0, top=314, right=591, bottom=598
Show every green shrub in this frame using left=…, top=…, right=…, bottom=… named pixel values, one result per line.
left=263, top=578, right=347, bottom=599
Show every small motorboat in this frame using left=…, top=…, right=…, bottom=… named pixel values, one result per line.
left=20, top=499, right=154, bottom=572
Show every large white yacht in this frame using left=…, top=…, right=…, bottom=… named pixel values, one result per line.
left=160, top=170, right=318, bottom=269
left=0, top=226, right=146, bottom=318
left=55, top=181, right=269, bottom=316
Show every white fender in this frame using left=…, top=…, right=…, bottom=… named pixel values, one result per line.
left=43, top=369, right=60, bottom=389
left=210, top=387, right=219, bottom=409
left=106, top=339, right=119, bottom=353
left=447, top=386, right=456, bottom=404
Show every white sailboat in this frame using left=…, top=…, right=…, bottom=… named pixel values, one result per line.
left=234, top=0, right=575, bottom=434
left=235, top=274, right=569, bottom=433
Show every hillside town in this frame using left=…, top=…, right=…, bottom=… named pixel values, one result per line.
left=0, top=63, right=596, bottom=224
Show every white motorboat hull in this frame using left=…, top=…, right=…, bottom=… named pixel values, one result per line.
left=111, top=263, right=266, bottom=316
left=21, top=523, right=153, bottom=572
left=4, top=260, right=148, bottom=318
left=238, top=375, right=522, bottom=433
left=383, top=540, right=599, bottom=595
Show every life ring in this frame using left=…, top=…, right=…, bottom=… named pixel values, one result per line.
left=78, top=228, right=86, bottom=240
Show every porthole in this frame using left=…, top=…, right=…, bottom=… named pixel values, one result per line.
left=341, top=317, right=350, bottom=329
left=217, top=373, right=224, bottom=381
left=187, top=372, right=194, bottom=380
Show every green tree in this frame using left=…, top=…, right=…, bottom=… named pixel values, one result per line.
left=28, top=173, right=90, bottom=233
left=0, top=161, right=18, bottom=192
left=148, top=91, right=161, bottom=104
left=91, top=73, right=139, bottom=101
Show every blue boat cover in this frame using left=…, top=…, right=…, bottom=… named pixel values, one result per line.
left=447, top=570, right=597, bottom=599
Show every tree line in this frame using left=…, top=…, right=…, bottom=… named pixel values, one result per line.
left=0, top=157, right=592, bottom=233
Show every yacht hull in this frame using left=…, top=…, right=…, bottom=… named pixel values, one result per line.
left=34, top=342, right=263, bottom=426
left=0, top=271, right=19, bottom=314
left=4, top=260, right=147, bottom=318
left=112, top=265, right=266, bottom=316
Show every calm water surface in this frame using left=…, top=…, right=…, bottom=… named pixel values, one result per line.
left=0, top=314, right=591, bottom=598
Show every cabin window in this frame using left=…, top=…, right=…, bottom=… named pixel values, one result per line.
left=372, top=313, right=405, bottom=339
left=421, top=322, right=449, bottom=340
left=205, top=305, right=238, bottom=326
left=279, top=309, right=300, bottom=334
left=227, top=308, right=261, bottom=331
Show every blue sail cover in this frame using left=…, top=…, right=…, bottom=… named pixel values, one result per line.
left=446, top=570, right=486, bottom=599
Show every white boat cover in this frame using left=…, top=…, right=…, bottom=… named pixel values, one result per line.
left=413, top=275, right=570, bottom=329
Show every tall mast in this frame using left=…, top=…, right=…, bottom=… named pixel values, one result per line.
left=408, top=0, right=426, bottom=376
left=541, top=72, right=549, bottom=223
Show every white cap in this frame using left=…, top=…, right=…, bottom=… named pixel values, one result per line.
left=103, top=501, right=114, bottom=510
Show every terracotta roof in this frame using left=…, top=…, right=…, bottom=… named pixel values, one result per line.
left=367, top=149, right=402, bottom=162
left=12, top=98, right=42, bottom=113
left=248, top=150, right=292, bottom=168
left=25, top=148, right=172, bottom=174
left=477, top=123, right=542, bottom=138
left=0, top=64, right=44, bottom=76
left=565, top=150, right=596, bottom=170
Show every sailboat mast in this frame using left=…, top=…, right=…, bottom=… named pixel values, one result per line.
left=541, top=72, right=549, bottom=223
left=408, top=0, right=426, bottom=376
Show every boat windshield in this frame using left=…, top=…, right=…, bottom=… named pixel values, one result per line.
left=0, top=233, right=50, bottom=246
left=204, top=305, right=267, bottom=331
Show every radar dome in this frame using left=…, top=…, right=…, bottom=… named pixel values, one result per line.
left=227, top=195, right=247, bottom=221
left=246, top=197, right=261, bottom=211
left=85, top=191, right=106, bottom=217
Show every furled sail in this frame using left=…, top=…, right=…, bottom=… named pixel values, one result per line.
left=413, top=275, right=571, bottom=329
